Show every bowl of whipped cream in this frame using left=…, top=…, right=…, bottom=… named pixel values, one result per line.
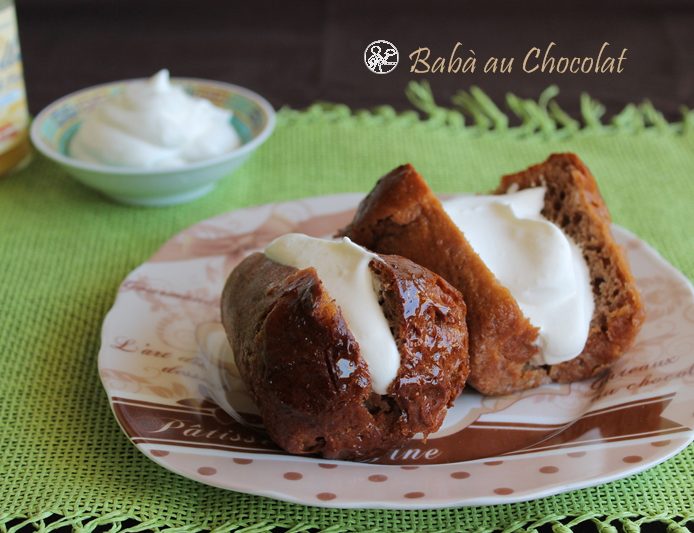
left=30, top=70, right=275, bottom=206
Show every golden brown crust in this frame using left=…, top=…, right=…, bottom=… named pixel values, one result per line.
left=221, top=251, right=469, bottom=460
left=340, top=164, right=542, bottom=394
left=496, top=153, right=645, bottom=383
left=339, top=155, right=644, bottom=395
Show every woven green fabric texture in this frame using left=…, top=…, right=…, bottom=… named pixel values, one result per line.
left=1, top=84, right=693, bottom=532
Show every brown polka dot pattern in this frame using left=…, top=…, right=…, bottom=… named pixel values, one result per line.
left=150, top=450, right=169, bottom=457
left=197, top=467, right=216, bottom=476
left=651, top=440, right=671, bottom=447
left=318, top=463, right=338, bottom=469
left=622, top=455, right=643, bottom=463
left=451, top=471, right=470, bottom=479
left=284, top=472, right=303, bottom=480
left=317, top=492, right=336, bottom=501
left=368, top=474, right=388, bottom=482
left=567, top=451, right=586, bottom=457
left=539, top=466, right=559, bottom=474
left=484, top=460, right=503, bottom=466
left=233, top=458, right=253, bottom=465
left=494, top=487, right=514, bottom=495
left=404, top=491, right=425, bottom=499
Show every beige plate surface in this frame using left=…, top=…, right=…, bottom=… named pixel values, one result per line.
left=98, top=193, right=694, bottom=509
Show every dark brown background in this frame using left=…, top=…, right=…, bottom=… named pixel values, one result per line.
left=16, top=0, right=694, bottom=122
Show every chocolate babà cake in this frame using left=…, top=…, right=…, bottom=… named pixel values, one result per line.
left=221, top=236, right=469, bottom=460
left=339, top=154, right=644, bottom=395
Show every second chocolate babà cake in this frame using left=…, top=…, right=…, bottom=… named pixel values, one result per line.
left=339, top=154, right=644, bottom=395
left=221, top=235, right=469, bottom=459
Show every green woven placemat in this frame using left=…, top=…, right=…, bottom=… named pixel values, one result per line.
left=1, top=84, right=693, bottom=532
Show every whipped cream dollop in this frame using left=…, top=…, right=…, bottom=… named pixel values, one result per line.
left=443, top=187, right=594, bottom=365
left=70, top=69, right=241, bottom=168
left=264, top=234, right=400, bottom=394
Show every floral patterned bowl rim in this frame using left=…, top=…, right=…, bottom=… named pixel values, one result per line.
left=30, top=77, right=276, bottom=175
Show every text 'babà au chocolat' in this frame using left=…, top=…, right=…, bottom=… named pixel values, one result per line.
left=409, top=42, right=627, bottom=75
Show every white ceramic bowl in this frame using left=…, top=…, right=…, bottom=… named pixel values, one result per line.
left=30, top=78, right=276, bottom=206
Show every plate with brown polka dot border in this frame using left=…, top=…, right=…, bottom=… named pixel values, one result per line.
left=99, top=193, right=694, bottom=509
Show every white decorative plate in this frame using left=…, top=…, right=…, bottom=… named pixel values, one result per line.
left=98, top=193, right=694, bottom=509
